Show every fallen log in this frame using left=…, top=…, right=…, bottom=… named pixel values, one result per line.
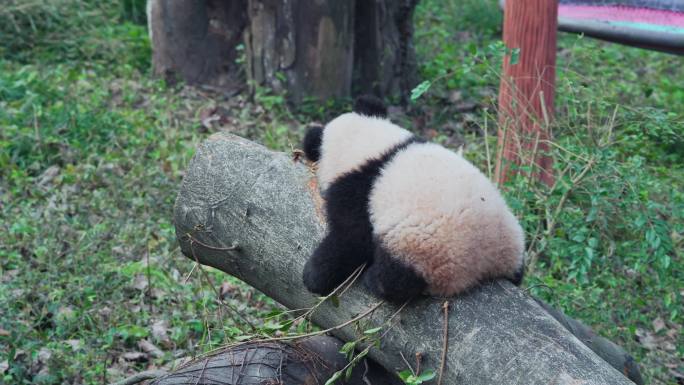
left=149, top=336, right=401, bottom=385
left=173, top=133, right=640, bottom=385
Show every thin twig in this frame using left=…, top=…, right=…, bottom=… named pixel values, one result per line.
left=200, top=300, right=385, bottom=358
left=437, top=301, right=449, bottom=385
left=526, top=157, right=596, bottom=273
left=145, top=241, right=153, bottom=315
left=400, top=351, right=416, bottom=376
left=526, top=130, right=542, bottom=189
left=261, top=300, right=384, bottom=343
left=189, top=239, right=257, bottom=332
left=328, top=299, right=411, bottom=383
left=539, top=90, right=550, bottom=128
left=185, top=233, right=239, bottom=251
left=294, top=264, right=366, bottom=323
left=415, top=352, right=422, bottom=376
left=494, top=121, right=508, bottom=187
left=107, top=370, right=167, bottom=385
left=183, top=263, right=198, bottom=283
left=543, top=140, right=592, bottom=162
left=483, top=109, right=492, bottom=179
left=523, top=283, right=552, bottom=294
left=186, top=232, right=364, bottom=331
left=194, top=357, right=210, bottom=385
left=362, top=360, right=372, bottom=385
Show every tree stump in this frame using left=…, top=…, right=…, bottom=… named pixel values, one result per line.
left=147, top=0, right=247, bottom=90
left=244, top=0, right=354, bottom=102
left=147, top=0, right=419, bottom=102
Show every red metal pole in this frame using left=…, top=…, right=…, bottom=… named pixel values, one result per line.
left=495, top=0, right=558, bottom=187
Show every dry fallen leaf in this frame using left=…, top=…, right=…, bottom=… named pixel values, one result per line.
left=36, top=165, right=61, bottom=187
left=448, top=90, right=463, bottom=103
left=65, top=339, right=82, bottom=351
left=138, top=339, right=164, bottom=359
left=636, top=328, right=659, bottom=350
left=219, top=281, right=238, bottom=299
left=201, top=114, right=221, bottom=131
left=132, top=274, right=148, bottom=291
left=151, top=319, right=172, bottom=347
left=652, top=317, right=666, bottom=333
left=668, top=368, right=684, bottom=381
left=122, top=351, right=147, bottom=362
left=636, top=327, right=677, bottom=352
left=37, top=348, right=51, bottom=363
left=199, top=105, right=217, bottom=122
left=32, top=348, right=52, bottom=376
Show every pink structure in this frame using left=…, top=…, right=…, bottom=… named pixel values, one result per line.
left=560, top=4, right=684, bottom=27
left=500, top=0, right=684, bottom=54
left=557, top=2, right=684, bottom=54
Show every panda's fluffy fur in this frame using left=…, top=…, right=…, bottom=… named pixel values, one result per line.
left=302, top=96, right=525, bottom=303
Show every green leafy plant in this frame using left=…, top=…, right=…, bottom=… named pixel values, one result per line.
left=397, top=369, right=436, bottom=385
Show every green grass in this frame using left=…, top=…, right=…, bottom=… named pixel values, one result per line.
left=0, top=0, right=682, bottom=384
left=414, top=1, right=683, bottom=383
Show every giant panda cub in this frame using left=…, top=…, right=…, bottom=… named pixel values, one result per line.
left=302, top=95, right=525, bottom=303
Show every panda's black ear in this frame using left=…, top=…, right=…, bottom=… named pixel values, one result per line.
left=303, top=124, right=324, bottom=162
left=353, top=95, right=387, bottom=118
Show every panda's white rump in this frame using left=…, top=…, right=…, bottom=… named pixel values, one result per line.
left=368, top=143, right=525, bottom=296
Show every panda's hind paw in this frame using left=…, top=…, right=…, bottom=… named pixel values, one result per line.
left=302, top=266, right=334, bottom=296
left=510, top=264, right=525, bottom=286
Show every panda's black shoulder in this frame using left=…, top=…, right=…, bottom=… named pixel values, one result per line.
left=353, top=95, right=387, bottom=118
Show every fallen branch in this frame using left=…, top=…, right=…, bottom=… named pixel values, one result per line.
left=109, top=370, right=167, bottom=385
left=149, top=336, right=400, bottom=385
left=173, top=133, right=640, bottom=385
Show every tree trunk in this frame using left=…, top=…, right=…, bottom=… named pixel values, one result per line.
left=147, top=0, right=247, bottom=90
left=147, top=0, right=419, bottom=102
left=244, top=0, right=354, bottom=102
left=495, top=0, right=557, bottom=187
left=353, top=0, right=420, bottom=103
left=173, top=133, right=640, bottom=385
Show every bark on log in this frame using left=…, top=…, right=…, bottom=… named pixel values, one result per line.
left=535, top=300, right=644, bottom=385
left=173, top=133, right=637, bottom=385
left=150, top=336, right=401, bottom=385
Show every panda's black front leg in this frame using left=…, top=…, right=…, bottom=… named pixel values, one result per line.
left=302, top=232, right=369, bottom=296
left=303, top=156, right=380, bottom=296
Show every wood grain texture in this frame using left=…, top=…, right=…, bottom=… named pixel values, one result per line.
left=174, top=133, right=635, bottom=385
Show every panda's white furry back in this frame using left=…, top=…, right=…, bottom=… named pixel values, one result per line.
left=302, top=96, right=525, bottom=303
left=369, top=141, right=524, bottom=296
